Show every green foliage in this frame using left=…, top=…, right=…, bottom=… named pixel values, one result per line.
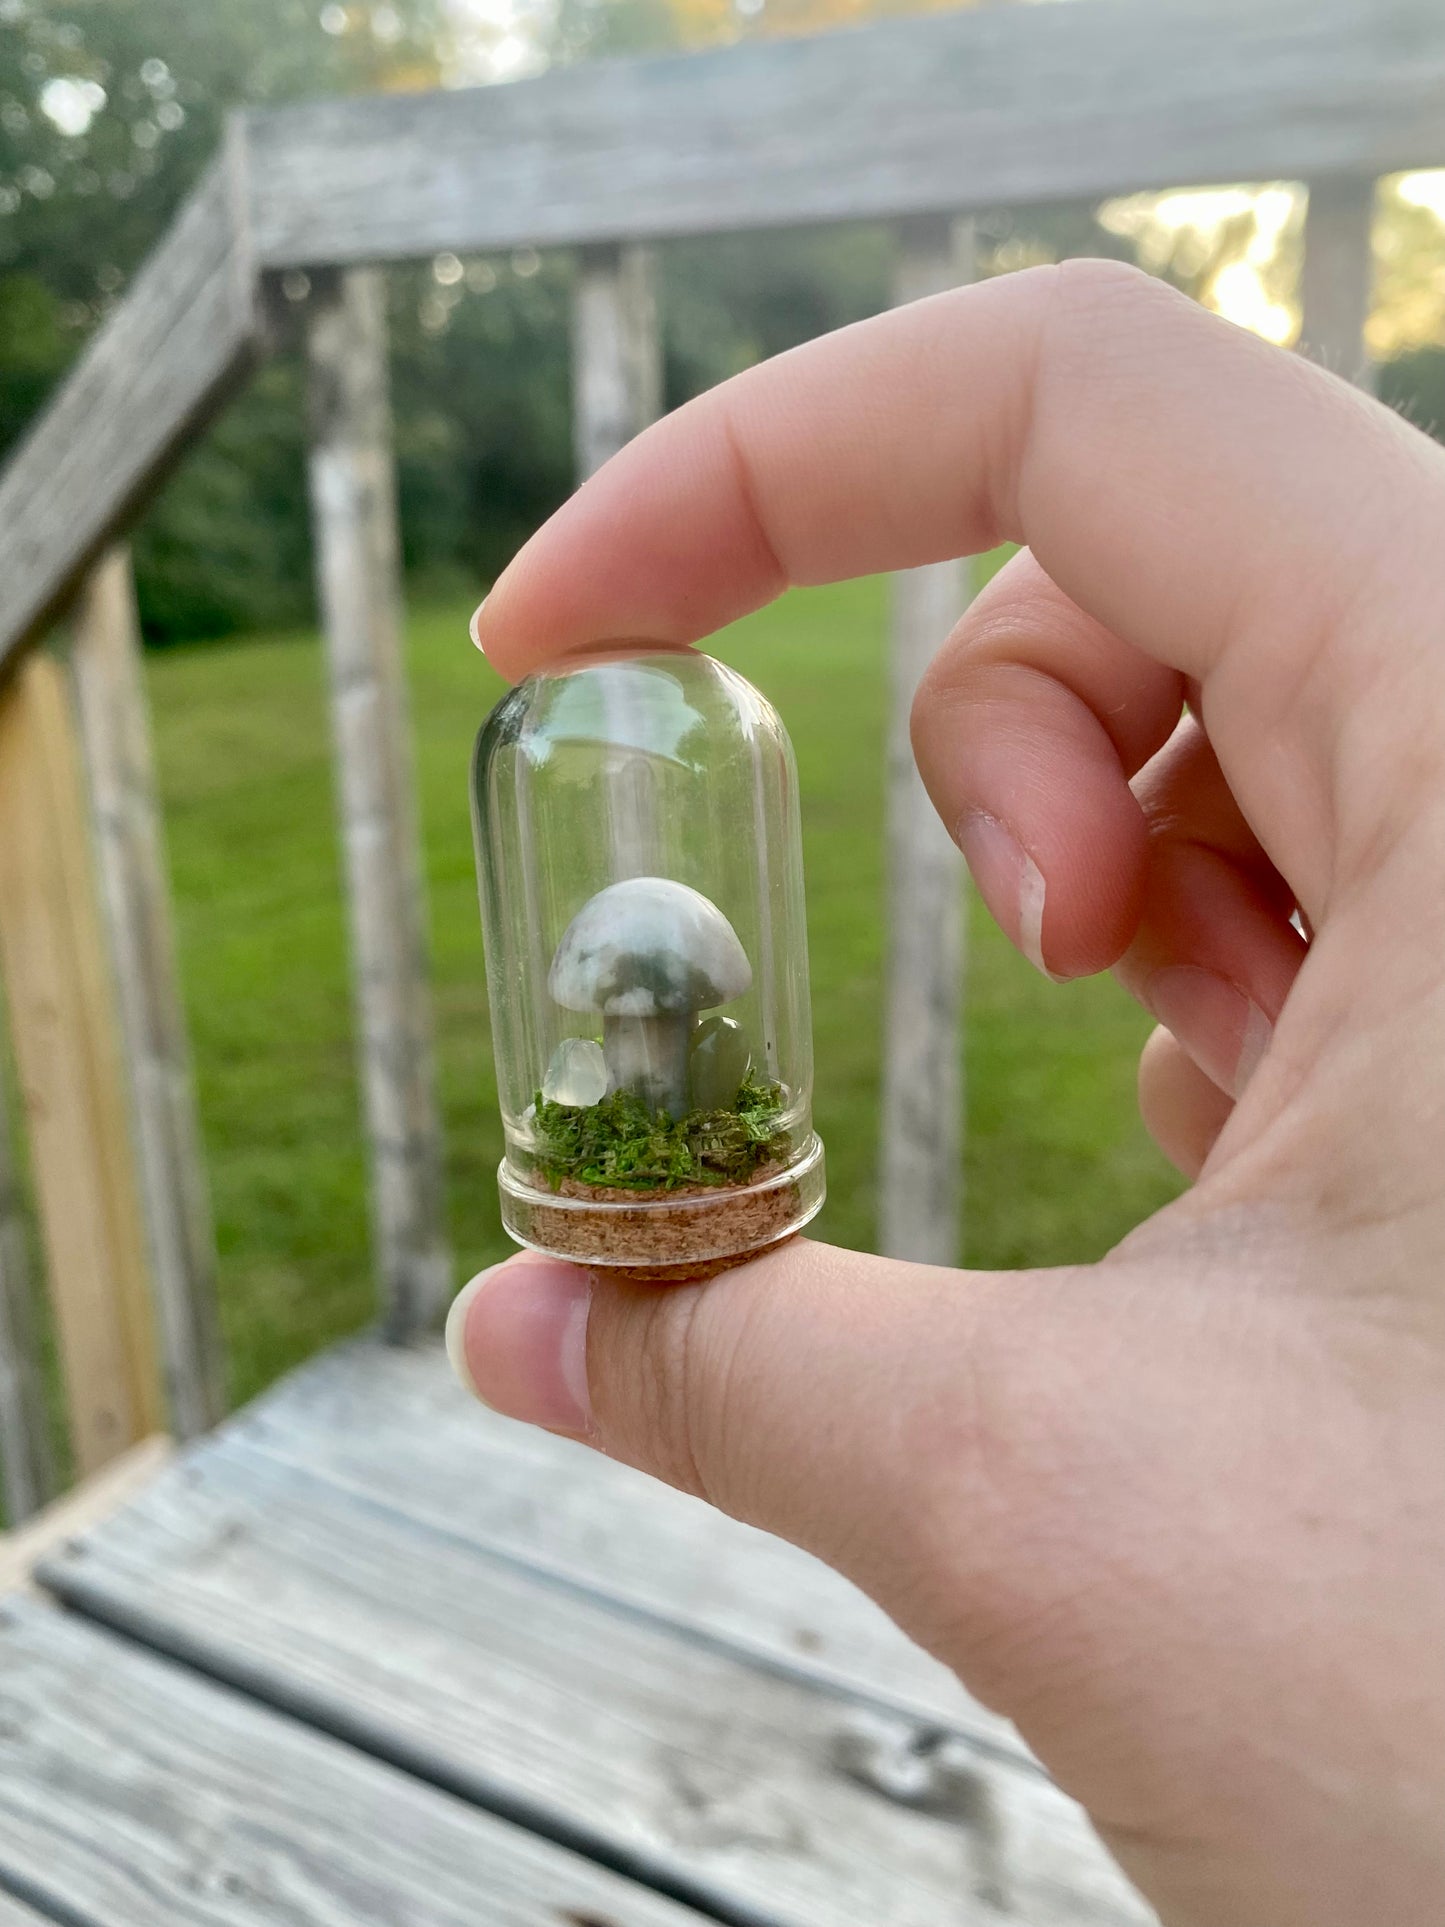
left=386, top=256, right=575, bottom=587
left=129, top=359, right=317, bottom=642
left=1378, top=348, right=1445, bottom=444
left=531, top=1077, right=791, bottom=1191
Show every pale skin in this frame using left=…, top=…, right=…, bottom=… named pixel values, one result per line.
left=448, top=261, right=1445, bottom=1926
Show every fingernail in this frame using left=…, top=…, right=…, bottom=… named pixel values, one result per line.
left=468, top=597, right=489, bottom=653
left=955, top=811, right=1060, bottom=980
left=445, top=1257, right=594, bottom=1434
left=1143, top=965, right=1273, bottom=1100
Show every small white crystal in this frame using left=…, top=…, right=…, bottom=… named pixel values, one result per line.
left=542, top=1037, right=608, bottom=1107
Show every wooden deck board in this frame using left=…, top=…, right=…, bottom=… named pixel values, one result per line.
left=0, top=1435, right=173, bottom=1598
left=0, top=1892, right=53, bottom=1925
left=230, top=1336, right=1002, bottom=1743
left=39, top=1342, right=1152, bottom=1927
left=0, top=1595, right=715, bottom=1927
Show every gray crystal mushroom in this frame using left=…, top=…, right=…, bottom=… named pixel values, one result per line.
left=549, top=877, right=752, bottom=1118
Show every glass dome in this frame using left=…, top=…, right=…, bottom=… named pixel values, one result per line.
left=471, top=644, right=824, bottom=1274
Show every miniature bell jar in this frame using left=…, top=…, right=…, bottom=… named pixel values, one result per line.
left=471, top=644, right=825, bottom=1275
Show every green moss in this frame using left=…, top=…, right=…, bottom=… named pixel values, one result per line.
left=531, top=1076, right=791, bottom=1191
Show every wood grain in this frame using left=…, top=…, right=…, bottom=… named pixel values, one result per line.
left=70, top=551, right=225, bottom=1440
left=242, top=0, right=1445, bottom=268
left=0, top=148, right=260, bottom=674
left=573, top=243, right=662, bottom=481
left=231, top=1336, right=1001, bottom=1741
left=1299, top=176, right=1377, bottom=389
left=305, top=270, right=451, bottom=1337
left=41, top=1368, right=1153, bottom=1925
left=0, top=656, right=163, bottom=1475
left=0, top=1435, right=171, bottom=1597
left=570, top=243, right=665, bottom=880
left=0, top=1006, right=53, bottom=1525
left=0, top=1596, right=715, bottom=1927
left=0, top=1889, right=57, bottom=1926
left=878, top=216, right=973, bottom=1267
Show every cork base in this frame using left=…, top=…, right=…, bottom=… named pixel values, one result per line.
left=498, top=1134, right=825, bottom=1276
left=598, top=1244, right=795, bottom=1286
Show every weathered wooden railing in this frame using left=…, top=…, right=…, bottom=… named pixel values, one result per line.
left=0, top=0, right=1440, bottom=1518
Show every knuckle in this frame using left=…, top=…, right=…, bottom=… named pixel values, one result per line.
left=1042, top=256, right=1199, bottom=404
left=590, top=1280, right=715, bottom=1502
left=1054, top=253, right=1177, bottom=325
left=587, top=1264, right=783, bottom=1521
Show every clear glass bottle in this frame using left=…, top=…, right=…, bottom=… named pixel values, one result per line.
left=471, top=644, right=825, bottom=1274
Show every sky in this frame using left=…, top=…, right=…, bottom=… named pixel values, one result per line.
left=445, top=0, right=551, bottom=81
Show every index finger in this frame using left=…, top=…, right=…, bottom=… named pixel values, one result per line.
left=473, top=259, right=1445, bottom=914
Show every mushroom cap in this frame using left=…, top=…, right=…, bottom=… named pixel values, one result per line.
left=549, top=877, right=752, bottom=1017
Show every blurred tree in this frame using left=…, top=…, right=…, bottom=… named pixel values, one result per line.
left=0, top=0, right=446, bottom=363
left=1379, top=347, right=1445, bottom=440
left=1371, top=177, right=1445, bottom=362
left=386, top=248, right=576, bottom=589
left=2, top=0, right=1442, bottom=644
left=549, top=0, right=970, bottom=62
left=0, top=0, right=451, bottom=638
left=1097, top=175, right=1445, bottom=361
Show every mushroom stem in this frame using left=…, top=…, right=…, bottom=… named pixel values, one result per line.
left=603, top=1011, right=694, bottom=1118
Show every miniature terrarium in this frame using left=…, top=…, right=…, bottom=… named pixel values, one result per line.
left=471, top=645, right=825, bottom=1275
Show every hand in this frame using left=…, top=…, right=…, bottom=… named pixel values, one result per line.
left=452, top=261, right=1445, bottom=1927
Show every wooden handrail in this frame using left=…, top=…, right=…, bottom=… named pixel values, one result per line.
left=242, top=0, right=1445, bottom=266
left=1, top=0, right=1439, bottom=673
left=0, top=145, right=261, bottom=678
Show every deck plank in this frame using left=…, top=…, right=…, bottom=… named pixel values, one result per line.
left=0, top=1893, right=53, bottom=1925
left=40, top=1406, right=1151, bottom=1926
left=0, top=1435, right=173, bottom=1597
left=0, top=1595, right=716, bottom=1927
left=231, top=1337, right=1003, bottom=1742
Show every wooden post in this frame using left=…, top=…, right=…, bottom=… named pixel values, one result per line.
left=1299, top=177, right=1377, bottom=390
left=571, top=242, right=664, bottom=879
left=571, top=243, right=661, bottom=481
left=878, top=217, right=975, bottom=1267
left=70, top=549, right=225, bottom=1438
left=0, top=995, right=54, bottom=1522
left=0, top=652, right=164, bottom=1474
left=305, top=268, right=451, bottom=1339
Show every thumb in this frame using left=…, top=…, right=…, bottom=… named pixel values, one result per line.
left=446, top=1236, right=1117, bottom=1671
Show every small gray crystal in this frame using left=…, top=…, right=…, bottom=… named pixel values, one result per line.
left=690, top=1014, right=752, bottom=1110
left=542, top=1036, right=608, bottom=1108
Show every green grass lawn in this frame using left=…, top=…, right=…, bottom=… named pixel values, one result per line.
left=146, top=577, right=1182, bottom=1405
